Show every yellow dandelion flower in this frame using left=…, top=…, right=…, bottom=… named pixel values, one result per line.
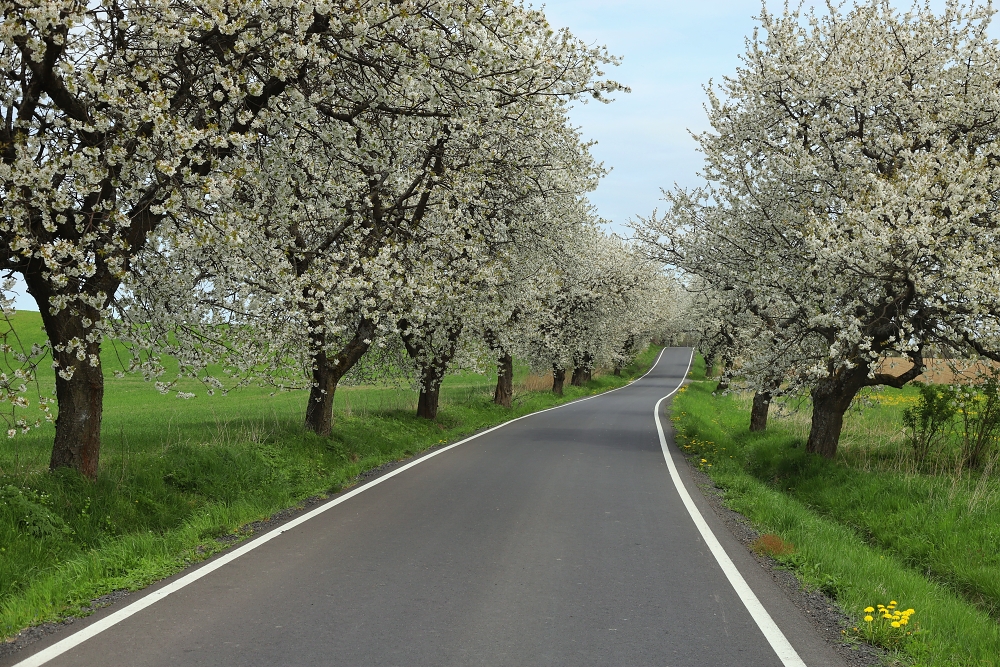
left=891, top=621, right=900, bottom=628
left=864, top=615, right=874, bottom=622
left=890, top=600, right=897, bottom=606
left=864, top=606, right=874, bottom=613
left=899, top=618, right=908, bottom=626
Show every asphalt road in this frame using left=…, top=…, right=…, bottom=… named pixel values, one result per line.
left=8, top=347, right=847, bottom=667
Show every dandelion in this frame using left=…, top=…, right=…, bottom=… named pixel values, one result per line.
left=864, top=615, right=874, bottom=622
left=864, top=606, right=874, bottom=613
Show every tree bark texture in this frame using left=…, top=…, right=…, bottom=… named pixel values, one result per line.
left=805, top=355, right=925, bottom=458
left=304, top=318, right=376, bottom=436
left=749, top=391, right=771, bottom=432
left=416, top=377, right=442, bottom=420
left=26, top=273, right=109, bottom=480
left=805, top=391, right=853, bottom=458
left=570, top=352, right=593, bottom=386
left=401, top=321, right=462, bottom=421
left=493, top=353, right=513, bottom=408
left=805, top=367, right=869, bottom=458
left=552, top=366, right=566, bottom=396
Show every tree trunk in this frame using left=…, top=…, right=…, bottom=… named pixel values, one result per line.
left=552, top=366, right=565, bottom=396
left=49, top=344, right=104, bottom=478
left=304, top=317, right=375, bottom=436
left=304, top=351, right=337, bottom=436
left=494, top=353, right=513, bottom=408
left=24, top=271, right=109, bottom=480
left=614, top=364, right=622, bottom=377
left=570, top=352, right=593, bottom=386
left=400, top=321, right=461, bottom=421
left=805, top=371, right=865, bottom=458
left=749, top=391, right=771, bottom=432
left=417, top=373, right=442, bottom=420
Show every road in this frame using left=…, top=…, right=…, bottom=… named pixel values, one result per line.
left=8, top=347, right=846, bottom=667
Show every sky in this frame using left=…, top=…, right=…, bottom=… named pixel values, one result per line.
left=540, top=1, right=763, bottom=232
left=540, top=0, right=953, bottom=234
left=5, top=1, right=957, bottom=311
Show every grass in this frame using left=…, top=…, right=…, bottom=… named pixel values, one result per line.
left=0, top=310, right=663, bottom=641
left=672, top=366, right=1000, bottom=666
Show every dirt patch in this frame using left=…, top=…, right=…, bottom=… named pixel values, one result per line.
left=879, top=358, right=1000, bottom=385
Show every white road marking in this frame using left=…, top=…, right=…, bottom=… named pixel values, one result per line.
left=13, top=349, right=669, bottom=667
left=654, top=350, right=807, bottom=667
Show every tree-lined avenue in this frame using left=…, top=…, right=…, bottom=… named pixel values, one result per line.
left=5, top=348, right=844, bottom=667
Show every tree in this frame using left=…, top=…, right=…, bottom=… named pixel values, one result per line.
left=1, top=0, right=624, bottom=474
left=0, top=0, right=385, bottom=476
left=529, top=227, right=664, bottom=390
left=637, top=1, right=1000, bottom=457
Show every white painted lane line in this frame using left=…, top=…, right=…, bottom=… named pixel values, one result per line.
left=653, top=350, right=807, bottom=667
left=13, top=348, right=674, bottom=667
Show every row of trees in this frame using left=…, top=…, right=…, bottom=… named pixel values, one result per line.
left=1, top=0, right=674, bottom=479
left=637, top=1, right=1000, bottom=458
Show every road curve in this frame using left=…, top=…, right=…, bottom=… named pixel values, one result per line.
left=6, top=348, right=846, bottom=667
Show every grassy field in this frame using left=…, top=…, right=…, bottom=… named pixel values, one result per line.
left=0, top=310, right=663, bottom=640
left=674, top=359, right=1000, bottom=666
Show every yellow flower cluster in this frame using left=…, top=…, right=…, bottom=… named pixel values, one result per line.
left=867, top=393, right=917, bottom=407
left=869, top=601, right=914, bottom=628
left=856, top=600, right=917, bottom=647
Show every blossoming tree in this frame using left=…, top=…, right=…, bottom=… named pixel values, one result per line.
left=637, top=1, right=1000, bottom=457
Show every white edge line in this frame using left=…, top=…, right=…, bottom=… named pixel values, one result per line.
left=14, top=347, right=670, bottom=667
left=653, top=350, right=807, bottom=667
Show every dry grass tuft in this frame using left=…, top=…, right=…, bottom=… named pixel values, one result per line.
left=751, top=533, right=795, bottom=558
left=518, top=373, right=553, bottom=392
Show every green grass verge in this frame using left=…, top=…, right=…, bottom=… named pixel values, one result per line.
left=672, top=376, right=1000, bottom=666
left=0, top=325, right=662, bottom=642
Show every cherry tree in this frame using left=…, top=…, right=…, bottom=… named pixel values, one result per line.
left=528, top=227, right=663, bottom=394
left=0, top=0, right=624, bottom=475
left=120, top=1, right=620, bottom=432
left=0, top=0, right=372, bottom=476
left=637, top=1, right=1000, bottom=456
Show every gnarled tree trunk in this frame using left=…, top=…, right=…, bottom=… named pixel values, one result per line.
left=416, top=368, right=443, bottom=419
left=749, top=391, right=771, bottom=432
left=304, top=317, right=376, bottom=436
left=805, top=390, right=854, bottom=458
left=552, top=366, right=566, bottom=396
left=494, top=353, right=513, bottom=408
left=805, top=365, right=869, bottom=458
left=805, top=353, right=925, bottom=458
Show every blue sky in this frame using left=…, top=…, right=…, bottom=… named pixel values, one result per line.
left=541, top=1, right=764, bottom=232
left=541, top=0, right=953, bottom=234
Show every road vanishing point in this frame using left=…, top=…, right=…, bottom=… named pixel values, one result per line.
left=7, top=348, right=848, bottom=667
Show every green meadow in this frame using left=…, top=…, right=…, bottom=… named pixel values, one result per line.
left=674, top=357, right=1000, bottom=666
left=0, top=310, right=661, bottom=640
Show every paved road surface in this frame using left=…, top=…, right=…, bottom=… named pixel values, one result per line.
left=8, top=348, right=846, bottom=667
